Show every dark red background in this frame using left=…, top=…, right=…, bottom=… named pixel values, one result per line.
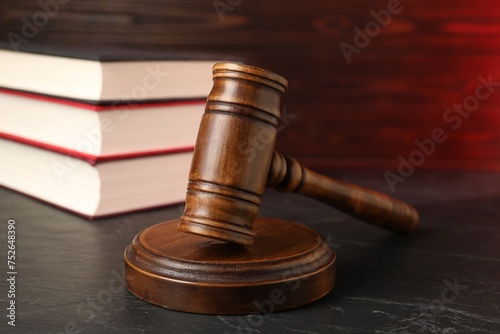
left=1, top=0, right=499, bottom=170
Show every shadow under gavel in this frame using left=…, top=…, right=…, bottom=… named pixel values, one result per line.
left=124, top=62, right=420, bottom=314
left=178, top=62, right=418, bottom=246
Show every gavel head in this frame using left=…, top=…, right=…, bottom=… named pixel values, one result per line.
left=178, top=63, right=288, bottom=246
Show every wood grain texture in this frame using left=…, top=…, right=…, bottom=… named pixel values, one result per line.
left=125, top=218, right=335, bottom=314
left=178, top=62, right=287, bottom=246
left=178, top=62, right=417, bottom=246
left=0, top=169, right=498, bottom=333
left=0, top=0, right=499, bottom=169
left=268, top=151, right=418, bottom=232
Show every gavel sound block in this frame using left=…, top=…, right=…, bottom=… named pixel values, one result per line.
left=124, top=63, right=419, bottom=314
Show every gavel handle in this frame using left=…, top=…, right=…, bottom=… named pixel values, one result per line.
left=267, top=152, right=419, bottom=233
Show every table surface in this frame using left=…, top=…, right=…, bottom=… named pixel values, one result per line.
left=0, top=169, right=499, bottom=334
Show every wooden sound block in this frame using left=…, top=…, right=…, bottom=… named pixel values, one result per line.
left=124, top=217, right=336, bottom=314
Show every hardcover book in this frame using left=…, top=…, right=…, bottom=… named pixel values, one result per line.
left=0, top=44, right=230, bottom=217
left=0, top=138, right=191, bottom=218
left=0, top=88, right=204, bottom=164
left=0, top=44, right=223, bottom=102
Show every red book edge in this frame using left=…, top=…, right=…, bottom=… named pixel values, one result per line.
left=0, top=184, right=185, bottom=220
left=0, top=132, right=194, bottom=165
left=0, top=87, right=207, bottom=110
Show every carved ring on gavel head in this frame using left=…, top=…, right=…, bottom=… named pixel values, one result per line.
left=178, top=62, right=419, bottom=246
left=124, top=63, right=419, bottom=315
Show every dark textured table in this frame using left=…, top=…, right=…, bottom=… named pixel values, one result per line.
left=0, top=169, right=499, bottom=334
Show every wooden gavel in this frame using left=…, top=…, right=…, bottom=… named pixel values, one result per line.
left=125, top=62, right=420, bottom=314
left=178, top=62, right=418, bottom=246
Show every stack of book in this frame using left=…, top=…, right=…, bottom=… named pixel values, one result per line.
left=0, top=46, right=220, bottom=218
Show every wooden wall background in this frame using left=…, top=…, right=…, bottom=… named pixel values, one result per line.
left=1, top=0, right=499, bottom=171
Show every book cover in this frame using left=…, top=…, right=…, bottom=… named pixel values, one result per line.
left=0, top=138, right=192, bottom=218
left=0, top=88, right=205, bottom=164
left=0, top=44, right=232, bottom=102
